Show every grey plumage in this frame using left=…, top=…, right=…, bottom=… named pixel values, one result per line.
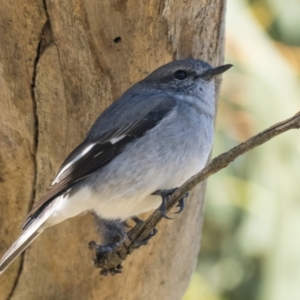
left=0, top=58, right=232, bottom=274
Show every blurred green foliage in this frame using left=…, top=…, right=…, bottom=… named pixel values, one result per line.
left=184, top=0, right=300, bottom=299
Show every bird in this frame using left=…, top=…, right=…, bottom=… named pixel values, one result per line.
left=0, top=58, right=232, bottom=274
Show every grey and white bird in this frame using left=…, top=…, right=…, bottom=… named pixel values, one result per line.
left=0, top=58, right=232, bottom=274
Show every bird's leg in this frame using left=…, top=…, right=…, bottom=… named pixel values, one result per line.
left=89, top=216, right=128, bottom=275
left=152, top=189, right=189, bottom=218
left=127, top=227, right=158, bottom=253
left=126, top=216, right=158, bottom=252
left=88, top=240, right=120, bottom=260
left=89, top=189, right=189, bottom=275
left=89, top=217, right=126, bottom=256
left=126, top=189, right=190, bottom=258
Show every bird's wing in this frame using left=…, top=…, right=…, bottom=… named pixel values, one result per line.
left=23, top=93, right=176, bottom=229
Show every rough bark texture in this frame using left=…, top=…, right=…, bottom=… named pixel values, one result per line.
left=0, top=1, right=225, bottom=299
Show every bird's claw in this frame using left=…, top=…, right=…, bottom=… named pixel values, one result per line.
left=160, top=196, right=172, bottom=219
left=152, top=188, right=177, bottom=219
left=131, top=216, right=144, bottom=225
left=174, top=198, right=185, bottom=214
left=174, top=192, right=189, bottom=214
left=153, top=189, right=189, bottom=218
left=100, top=264, right=123, bottom=276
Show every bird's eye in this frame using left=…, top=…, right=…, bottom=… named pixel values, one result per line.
left=174, top=70, right=187, bottom=80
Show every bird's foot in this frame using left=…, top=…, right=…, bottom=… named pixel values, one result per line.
left=131, top=216, right=144, bottom=225
left=174, top=192, right=189, bottom=214
left=126, top=216, right=158, bottom=253
left=89, top=240, right=125, bottom=275
left=99, top=264, right=123, bottom=276
left=152, top=189, right=189, bottom=218
left=88, top=241, right=117, bottom=260
left=89, top=217, right=158, bottom=275
left=127, top=228, right=158, bottom=253
left=152, top=188, right=177, bottom=219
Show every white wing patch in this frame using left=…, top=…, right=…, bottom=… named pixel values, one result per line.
left=110, top=135, right=126, bottom=144
left=51, top=136, right=125, bottom=185
left=52, top=143, right=96, bottom=185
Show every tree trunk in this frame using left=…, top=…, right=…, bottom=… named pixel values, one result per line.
left=0, top=1, right=225, bottom=299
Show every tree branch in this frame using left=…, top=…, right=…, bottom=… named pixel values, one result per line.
left=90, top=111, right=300, bottom=275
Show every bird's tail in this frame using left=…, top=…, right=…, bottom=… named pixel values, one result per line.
left=0, top=220, right=43, bottom=274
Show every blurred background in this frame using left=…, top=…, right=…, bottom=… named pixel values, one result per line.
left=184, top=0, right=300, bottom=299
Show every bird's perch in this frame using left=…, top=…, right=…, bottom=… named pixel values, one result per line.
left=91, top=111, right=300, bottom=274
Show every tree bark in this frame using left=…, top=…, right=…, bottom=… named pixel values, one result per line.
left=0, top=1, right=225, bottom=299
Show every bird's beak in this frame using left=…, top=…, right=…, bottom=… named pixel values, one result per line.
left=200, top=64, right=233, bottom=81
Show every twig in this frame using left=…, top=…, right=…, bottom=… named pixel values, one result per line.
left=91, top=111, right=300, bottom=274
